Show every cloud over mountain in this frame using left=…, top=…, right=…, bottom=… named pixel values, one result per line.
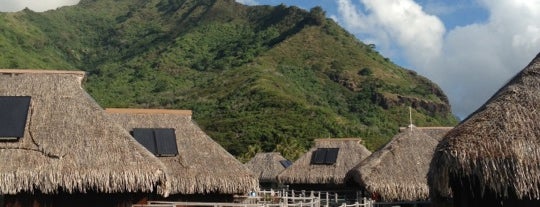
left=335, top=0, right=540, bottom=118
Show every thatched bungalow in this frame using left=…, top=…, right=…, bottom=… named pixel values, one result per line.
left=428, top=53, right=540, bottom=207
left=245, top=152, right=291, bottom=188
left=277, top=138, right=371, bottom=193
left=106, top=108, right=258, bottom=202
left=347, top=126, right=452, bottom=202
left=0, top=70, right=168, bottom=207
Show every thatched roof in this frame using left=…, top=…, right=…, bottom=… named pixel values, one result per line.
left=0, top=69, right=168, bottom=195
left=348, top=127, right=452, bottom=201
left=245, top=152, right=290, bottom=183
left=277, top=138, right=371, bottom=185
left=428, top=52, right=540, bottom=200
left=106, top=108, right=258, bottom=195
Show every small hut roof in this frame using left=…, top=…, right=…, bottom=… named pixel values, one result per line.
left=428, top=52, right=540, bottom=200
left=245, top=152, right=289, bottom=183
left=277, top=138, right=371, bottom=185
left=106, top=108, right=258, bottom=195
left=0, top=69, right=168, bottom=195
left=348, top=126, right=452, bottom=201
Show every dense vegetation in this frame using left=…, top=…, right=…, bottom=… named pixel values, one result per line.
left=0, top=0, right=457, bottom=161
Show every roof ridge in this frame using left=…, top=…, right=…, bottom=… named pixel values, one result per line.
left=314, top=138, right=362, bottom=142
left=0, top=69, right=86, bottom=76
left=105, top=108, right=192, bottom=116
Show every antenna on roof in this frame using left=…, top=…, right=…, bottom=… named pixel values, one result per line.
left=408, top=106, right=415, bottom=131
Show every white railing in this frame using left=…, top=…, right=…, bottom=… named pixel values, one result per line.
left=132, top=197, right=321, bottom=207
left=371, top=200, right=430, bottom=207
left=254, top=189, right=362, bottom=207
left=133, top=189, right=374, bottom=207
left=337, top=198, right=374, bottom=207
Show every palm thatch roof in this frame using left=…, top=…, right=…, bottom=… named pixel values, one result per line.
left=428, top=52, right=540, bottom=200
left=277, top=138, right=371, bottom=185
left=0, top=69, right=168, bottom=196
left=348, top=126, right=452, bottom=201
left=245, top=152, right=290, bottom=183
left=105, top=108, right=258, bottom=195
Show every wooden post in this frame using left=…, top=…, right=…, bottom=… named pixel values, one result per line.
left=285, top=191, right=289, bottom=206
left=317, top=192, right=321, bottom=207
left=326, top=192, right=329, bottom=207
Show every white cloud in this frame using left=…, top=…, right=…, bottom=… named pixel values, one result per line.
left=337, top=0, right=445, bottom=68
left=426, top=0, right=540, bottom=118
left=336, top=0, right=540, bottom=118
left=0, top=0, right=79, bottom=12
left=235, top=0, right=259, bottom=6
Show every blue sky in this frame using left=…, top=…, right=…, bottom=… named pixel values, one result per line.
left=1, top=0, right=540, bottom=119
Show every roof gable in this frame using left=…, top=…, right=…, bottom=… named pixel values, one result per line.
left=0, top=70, right=168, bottom=195
left=429, top=52, right=540, bottom=200
left=278, top=138, right=371, bottom=185
left=349, top=126, right=451, bottom=201
left=106, top=108, right=258, bottom=194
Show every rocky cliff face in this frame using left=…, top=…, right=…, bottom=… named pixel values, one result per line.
left=375, top=93, right=451, bottom=115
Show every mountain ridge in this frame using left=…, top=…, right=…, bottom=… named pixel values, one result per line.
left=0, top=0, right=457, bottom=160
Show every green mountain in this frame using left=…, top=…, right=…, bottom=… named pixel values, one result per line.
left=0, top=0, right=457, bottom=160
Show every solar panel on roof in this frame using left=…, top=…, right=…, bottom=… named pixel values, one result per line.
left=0, top=96, right=31, bottom=140
left=310, top=148, right=340, bottom=165
left=132, top=128, right=158, bottom=154
left=324, top=148, right=339, bottom=164
left=310, top=148, right=327, bottom=164
left=280, top=160, right=293, bottom=168
left=154, top=128, right=178, bottom=156
left=132, top=128, right=178, bottom=157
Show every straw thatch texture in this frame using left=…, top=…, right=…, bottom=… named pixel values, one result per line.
left=348, top=127, right=452, bottom=201
left=428, top=52, right=540, bottom=200
left=277, top=138, right=371, bottom=185
left=106, top=108, right=258, bottom=195
left=0, top=69, right=168, bottom=196
left=245, top=152, right=289, bottom=183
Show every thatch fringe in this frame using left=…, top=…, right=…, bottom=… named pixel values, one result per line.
left=348, top=127, right=451, bottom=201
left=278, top=138, right=371, bottom=185
left=428, top=52, right=540, bottom=201
left=0, top=70, right=169, bottom=196
left=245, top=152, right=288, bottom=183
left=106, top=108, right=258, bottom=195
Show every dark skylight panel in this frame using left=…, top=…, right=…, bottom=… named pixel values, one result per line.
left=310, top=148, right=339, bottom=165
left=0, top=96, right=31, bottom=140
left=132, top=128, right=178, bottom=157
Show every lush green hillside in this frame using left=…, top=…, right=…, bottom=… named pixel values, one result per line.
left=0, top=0, right=457, bottom=161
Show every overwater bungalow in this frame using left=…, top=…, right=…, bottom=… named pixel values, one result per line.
left=245, top=152, right=292, bottom=188
left=347, top=126, right=451, bottom=203
left=277, top=138, right=371, bottom=196
left=428, top=53, right=540, bottom=207
left=0, top=70, right=168, bottom=207
left=106, top=108, right=258, bottom=202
